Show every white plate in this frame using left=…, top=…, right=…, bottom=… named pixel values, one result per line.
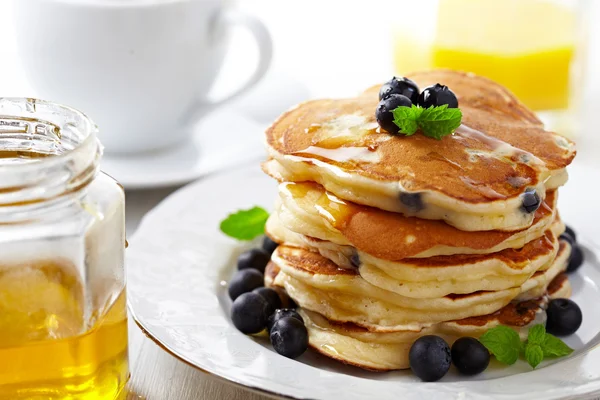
left=127, top=163, right=600, bottom=400
left=99, top=111, right=266, bottom=189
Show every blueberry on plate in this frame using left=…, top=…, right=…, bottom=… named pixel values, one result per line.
left=559, top=232, right=576, bottom=247
left=262, top=236, right=279, bottom=255
left=566, top=245, right=584, bottom=273
left=417, top=84, right=458, bottom=109
left=237, top=248, right=270, bottom=273
left=451, top=337, right=490, bottom=376
left=521, top=189, right=541, bottom=213
left=267, top=308, right=304, bottom=333
left=253, top=287, right=282, bottom=315
left=379, top=77, right=420, bottom=104
left=376, top=94, right=413, bottom=134
left=564, top=225, right=577, bottom=241
left=270, top=316, right=309, bottom=359
left=231, top=292, right=270, bottom=334
left=409, top=335, right=451, bottom=382
left=546, top=298, right=582, bottom=336
left=228, top=269, right=264, bottom=301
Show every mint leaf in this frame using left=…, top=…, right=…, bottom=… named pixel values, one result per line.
left=525, top=343, right=544, bottom=368
left=528, top=324, right=546, bottom=346
left=220, top=206, right=269, bottom=240
left=542, top=333, right=574, bottom=357
left=418, top=105, right=462, bottom=140
left=479, top=325, right=522, bottom=365
left=391, top=105, right=423, bottom=135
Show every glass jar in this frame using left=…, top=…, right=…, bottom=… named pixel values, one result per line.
left=0, top=98, right=128, bottom=399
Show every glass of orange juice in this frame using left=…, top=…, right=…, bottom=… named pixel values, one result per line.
left=0, top=99, right=128, bottom=399
left=392, top=0, right=589, bottom=137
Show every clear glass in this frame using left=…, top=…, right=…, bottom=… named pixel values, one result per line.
left=391, top=0, right=589, bottom=137
left=0, top=98, right=128, bottom=399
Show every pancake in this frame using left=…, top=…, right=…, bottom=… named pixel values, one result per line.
left=263, top=70, right=575, bottom=231
left=273, top=181, right=559, bottom=259
left=517, top=239, right=570, bottom=300
left=268, top=245, right=567, bottom=332
left=268, top=213, right=563, bottom=298
left=298, top=271, right=570, bottom=371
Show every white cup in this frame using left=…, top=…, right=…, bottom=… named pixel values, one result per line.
left=14, top=0, right=272, bottom=154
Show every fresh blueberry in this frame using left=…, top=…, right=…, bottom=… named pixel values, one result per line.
left=262, top=236, right=279, bottom=255
left=521, top=189, right=541, bottom=213
left=417, top=84, right=458, bottom=108
left=566, top=245, right=584, bottom=273
left=253, top=287, right=282, bottom=315
left=379, top=76, right=420, bottom=104
left=231, top=292, right=270, bottom=334
left=409, top=335, right=452, bottom=382
left=565, top=225, right=577, bottom=241
left=451, top=337, right=490, bottom=376
left=228, top=269, right=264, bottom=301
left=559, top=232, right=576, bottom=247
left=270, top=317, right=309, bottom=359
left=546, top=298, right=582, bottom=336
left=376, top=94, right=413, bottom=134
left=237, top=248, right=270, bottom=273
left=267, top=308, right=304, bottom=333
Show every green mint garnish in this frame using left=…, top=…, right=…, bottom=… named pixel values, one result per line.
left=479, top=325, right=522, bottom=365
left=391, top=104, right=423, bottom=136
left=480, top=324, right=574, bottom=369
left=542, top=333, right=574, bottom=357
left=391, top=104, right=462, bottom=140
left=219, top=206, right=269, bottom=241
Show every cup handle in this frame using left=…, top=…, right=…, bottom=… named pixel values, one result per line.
left=183, top=8, right=273, bottom=124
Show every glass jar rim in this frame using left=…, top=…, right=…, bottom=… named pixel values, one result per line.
left=0, top=98, right=102, bottom=209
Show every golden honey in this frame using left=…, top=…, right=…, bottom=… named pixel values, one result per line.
left=0, top=261, right=128, bottom=399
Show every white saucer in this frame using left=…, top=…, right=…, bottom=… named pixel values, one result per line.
left=100, top=111, right=266, bottom=189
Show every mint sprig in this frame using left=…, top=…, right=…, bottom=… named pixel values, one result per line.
left=479, top=325, right=522, bottom=365
left=219, top=206, right=269, bottom=240
left=391, top=104, right=462, bottom=140
left=480, top=324, right=574, bottom=369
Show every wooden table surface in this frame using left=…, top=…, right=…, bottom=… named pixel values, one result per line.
left=123, top=188, right=269, bottom=400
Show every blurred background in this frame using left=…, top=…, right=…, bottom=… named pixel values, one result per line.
left=0, top=0, right=598, bottom=207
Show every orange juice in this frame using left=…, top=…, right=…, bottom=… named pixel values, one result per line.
left=393, top=0, right=577, bottom=111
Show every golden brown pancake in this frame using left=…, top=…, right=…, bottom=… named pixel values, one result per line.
left=264, top=70, right=575, bottom=231
left=275, top=181, right=558, bottom=259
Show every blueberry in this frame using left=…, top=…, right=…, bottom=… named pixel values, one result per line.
left=417, top=84, right=458, bottom=109
left=237, top=248, right=270, bottom=273
left=270, top=317, right=309, bottom=359
left=521, top=189, right=541, bottom=213
left=228, top=269, right=264, bottom=301
left=262, top=236, right=279, bottom=255
left=379, top=77, right=420, bottom=104
left=559, top=232, right=576, bottom=248
left=231, top=292, right=270, bottom=334
left=451, top=337, right=490, bottom=376
left=267, top=308, right=304, bottom=333
left=565, top=225, right=577, bottom=241
left=253, top=287, right=282, bottom=315
left=400, top=192, right=424, bottom=212
left=409, top=335, right=451, bottom=382
left=376, top=94, right=413, bottom=134
left=546, top=298, right=582, bottom=336
left=566, top=245, right=584, bottom=273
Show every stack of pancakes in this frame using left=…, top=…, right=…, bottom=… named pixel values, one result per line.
left=261, top=70, right=576, bottom=371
